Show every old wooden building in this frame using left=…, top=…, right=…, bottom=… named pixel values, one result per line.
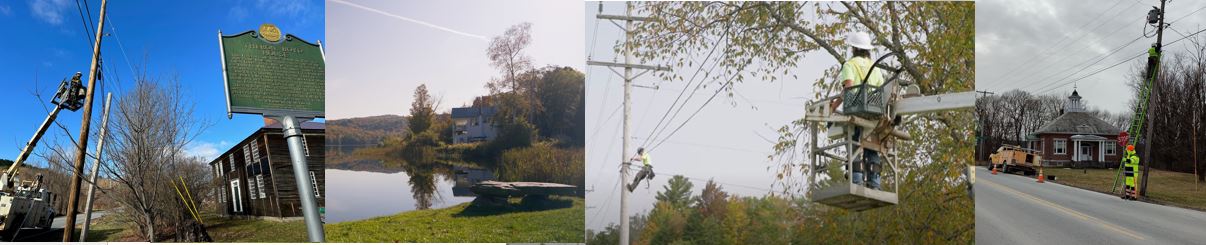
left=209, top=121, right=325, bottom=218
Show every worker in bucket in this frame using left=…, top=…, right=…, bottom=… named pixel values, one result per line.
left=627, top=147, right=654, bottom=192
left=832, top=31, right=885, bottom=190
left=1123, top=144, right=1139, bottom=200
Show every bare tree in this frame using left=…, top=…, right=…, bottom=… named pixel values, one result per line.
left=486, top=22, right=534, bottom=94
left=103, top=73, right=209, bottom=242
left=486, top=23, right=539, bottom=122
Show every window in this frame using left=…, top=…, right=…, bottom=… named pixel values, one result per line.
left=1105, top=141, right=1116, bottom=155
left=256, top=174, right=267, bottom=198
left=229, top=156, right=236, bottom=172
left=242, top=144, right=252, bottom=166
left=302, top=135, right=312, bottom=157
left=1054, top=139, right=1066, bottom=155
left=310, top=171, right=321, bottom=198
left=219, top=186, right=225, bottom=203
left=250, top=139, right=261, bottom=163
left=248, top=177, right=258, bottom=200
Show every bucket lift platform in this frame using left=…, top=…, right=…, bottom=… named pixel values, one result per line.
left=814, top=182, right=899, bottom=212
left=802, top=53, right=975, bottom=211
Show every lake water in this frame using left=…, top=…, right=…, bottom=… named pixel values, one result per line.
left=325, top=155, right=493, bottom=223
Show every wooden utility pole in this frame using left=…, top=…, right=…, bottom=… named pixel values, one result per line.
left=975, top=90, right=994, bottom=163
left=1139, top=0, right=1167, bottom=198
left=587, top=2, right=667, bottom=244
left=64, top=0, right=107, bottom=241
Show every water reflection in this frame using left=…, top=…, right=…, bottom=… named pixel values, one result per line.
left=326, top=146, right=494, bottom=223
left=403, top=161, right=438, bottom=210
left=452, top=166, right=495, bottom=197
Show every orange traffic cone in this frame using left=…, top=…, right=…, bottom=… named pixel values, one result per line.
left=1036, top=168, right=1045, bottom=183
left=992, top=165, right=998, bottom=175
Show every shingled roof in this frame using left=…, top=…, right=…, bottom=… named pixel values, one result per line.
left=1033, top=112, right=1120, bottom=135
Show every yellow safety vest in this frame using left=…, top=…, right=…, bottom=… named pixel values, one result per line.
left=839, top=56, right=884, bottom=89
left=641, top=153, right=652, bottom=167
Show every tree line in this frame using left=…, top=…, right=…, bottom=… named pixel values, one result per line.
left=973, top=90, right=1129, bottom=161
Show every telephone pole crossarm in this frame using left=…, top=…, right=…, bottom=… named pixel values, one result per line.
left=587, top=60, right=671, bottom=72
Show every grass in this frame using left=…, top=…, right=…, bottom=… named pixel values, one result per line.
left=325, top=197, right=585, bottom=243
left=80, top=212, right=308, bottom=242
left=202, top=214, right=308, bottom=243
left=1043, top=167, right=1206, bottom=210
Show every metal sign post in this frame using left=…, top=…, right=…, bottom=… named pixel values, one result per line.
left=80, top=93, right=113, bottom=242
left=276, top=115, right=323, bottom=242
left=219, top=23, right=325, bottom=242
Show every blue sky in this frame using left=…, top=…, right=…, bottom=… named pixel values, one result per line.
left=0, top=0, right=324, bottom=166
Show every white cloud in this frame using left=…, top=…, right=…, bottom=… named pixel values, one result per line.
left=184, top=141, right=226, bottom=161
left=329, top=0, right=488, bottom=41
left=30, top=0, right=71, bottom=25
left=256, top=0, right=310, bottom=17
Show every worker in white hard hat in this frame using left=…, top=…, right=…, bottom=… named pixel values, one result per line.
left=832, top=31, right=885, bottom=190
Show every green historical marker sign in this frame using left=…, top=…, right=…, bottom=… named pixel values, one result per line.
left=219, top=23, right=325, bottom=118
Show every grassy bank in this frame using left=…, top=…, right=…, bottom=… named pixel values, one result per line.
left=325, top=197, right=585, bottom=243
left=1044, top=168, right=1206, bottom=210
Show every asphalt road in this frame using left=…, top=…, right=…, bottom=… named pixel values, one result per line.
left=9, top=211, right=108, bottom=242
left=975, top=166, right=1206, bottom=244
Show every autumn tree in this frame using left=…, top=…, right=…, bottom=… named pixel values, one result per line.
left=620, top=2, right=975, bottom=243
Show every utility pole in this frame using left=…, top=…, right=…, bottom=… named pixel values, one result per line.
left=586, top=2, right=667, bottom=245
left=974, top=90, right=994, bottom=163
left=80, top=93, right=112, bottom=242
left=1139, top=0, right=1167, bottom=198
left=64, top=0, right=107, bottom=241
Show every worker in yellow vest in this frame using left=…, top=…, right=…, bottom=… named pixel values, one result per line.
left=1123, top=144, right=1139, bottom=200
left=628, top=147, right=654, bottom=192
left=831, top=31, right=885, bottom=190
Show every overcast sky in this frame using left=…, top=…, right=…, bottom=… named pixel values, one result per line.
left=976, top=0, right=1206, bottom=114
left=326, top=0, right=584, bottom=119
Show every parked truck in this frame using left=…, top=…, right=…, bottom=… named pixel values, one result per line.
left=989, top=145, right=1042, bottom=176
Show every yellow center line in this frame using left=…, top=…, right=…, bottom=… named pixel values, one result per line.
left=981, top=179, right=1146, bottom=241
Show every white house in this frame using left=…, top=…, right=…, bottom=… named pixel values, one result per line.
left=451, top=106, right=498, bottom=144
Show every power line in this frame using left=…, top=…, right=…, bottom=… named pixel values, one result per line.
left=587, top=178, right=620, bottom=228
left=643, top=51, right=727, bottom=149
left=640, top=31, right=729, bottom=148
left=1007, top=1, right=1206, bottom=94
left=1027, top=35, right=1146, bottom=93
left=1040, top=25, right=1206, bottom=93
left=987, top=0, right=1134, bottom=92
left=633, top=136, right=766, bottom=154
left=1006, top=14, right=1145, bottom=93
left=649, top=78, right=732, bottom=152
left=627, top=164, right=776, bottom=193
left=74, top=0, right=95, bottom=47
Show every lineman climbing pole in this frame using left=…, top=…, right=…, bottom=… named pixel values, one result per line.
left=1112, top=0, right=1166, bottom=198
left=64, top=0, right=108, bottom=241
left=587, top=2, right=668, bottom=245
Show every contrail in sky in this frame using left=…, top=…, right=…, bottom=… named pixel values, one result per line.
left=329, top=0, right=489, bottom=41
